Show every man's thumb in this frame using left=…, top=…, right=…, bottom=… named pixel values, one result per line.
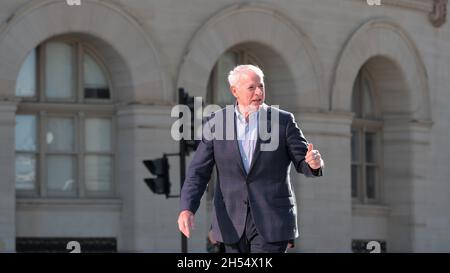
left=307, top=143, right=314, bottom=152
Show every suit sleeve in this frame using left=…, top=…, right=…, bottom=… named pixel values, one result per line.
left=180, top=119, right=215, bottom=214
left=285, top=113, right=323, bottom=177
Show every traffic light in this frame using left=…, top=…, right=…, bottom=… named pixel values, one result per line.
left=143, top=156, right=171, bottom=198
left=179, top=88, right=201, bottom=155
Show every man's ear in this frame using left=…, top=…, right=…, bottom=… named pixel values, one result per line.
left=230, top=86, right=238, bottom=98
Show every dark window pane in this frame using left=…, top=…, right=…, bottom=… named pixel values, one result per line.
left=85, top=118, right=112, bottom=152
left=46, top=155, right=76, bottom=195
left=352, top=79, right=361, bottom=118
left=84, top=53, right=110, bottom=99
left=366, top=166, right=377, bottom=199
left=351, top=130, right=358, bottom=161
left=353, top=68, right=376, bottom=119
left=16, top=238, right=117, bottom=253
left=85, top=155, right=112, bottom=192
left=84, top=88, right=110, bottom=99
left=46, top=117, right=74, bottom=152
left=365, top=132, right=376, bottom=162
left=362, top=76, right=374, bottom=118
left=16, top=154, right=36, bottom=191
left=352, top=239, right=386, bottom=253
left=15, top=115, right=37, bottom=152
left=16, top=49, right=37, bottom=97
left=351, top=165, right=359, bottom=198
left=45, top=42, right=74, bottom=99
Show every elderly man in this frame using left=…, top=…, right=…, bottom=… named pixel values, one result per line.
left=178, top=65, right=324, bottom=253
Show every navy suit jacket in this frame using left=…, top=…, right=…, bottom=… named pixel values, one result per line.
left=180, top=104, right=323, bottom=244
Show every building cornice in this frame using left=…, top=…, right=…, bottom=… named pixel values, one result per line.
left=362, top=0, right=447, bottom=27
left=382, top=0, right=434, bottom=12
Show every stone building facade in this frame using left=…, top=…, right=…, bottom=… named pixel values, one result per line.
left=0, top=0, right=449, bottom=252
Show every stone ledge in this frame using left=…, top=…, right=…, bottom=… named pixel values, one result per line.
left=352, top=203, right=391, bottom=216
left=16, top=198, right=122, bottom=211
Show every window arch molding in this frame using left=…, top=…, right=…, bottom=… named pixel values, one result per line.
left=331, top=18, right=430, bottom=121
left=177, top=3, right=325, bottom=111
left=0, top=0, right=170, bottom=104
left=15, top=37, right=117, bottom=198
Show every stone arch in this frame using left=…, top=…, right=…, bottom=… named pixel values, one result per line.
left=177, top=3, right=325, bottom=111
left=0, top=0, right=170, bottom=103
left=331, top=18, right=430, bottom=121
left=333, top=18, right=433, bottom=252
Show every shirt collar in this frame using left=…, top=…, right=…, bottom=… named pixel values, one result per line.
left=235, top=102, right=245, bottom=123
left=234, top=102, right=261, bottom=123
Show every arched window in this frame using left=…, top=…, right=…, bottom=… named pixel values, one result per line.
left=351, top=67, right=383, bottom=204
left=15, top=38, right=115, bottom=198
left=207, top=47, right=263, bottom=106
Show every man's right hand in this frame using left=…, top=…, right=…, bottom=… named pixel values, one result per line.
left=178, top=210, right=195, bottom=238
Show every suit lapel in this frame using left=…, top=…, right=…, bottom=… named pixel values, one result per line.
left=228, top=107, right=247, bottom=177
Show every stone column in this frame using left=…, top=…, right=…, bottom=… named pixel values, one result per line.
left=0, top=102, right=17, bottom=252
left=292, top=111, right=353, bottom=253
left=117, top=104, right=209, bottom=252
left=383, top=117, right=433, bottom=252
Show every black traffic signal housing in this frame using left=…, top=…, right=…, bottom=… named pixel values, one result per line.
left=143, top=156, right=171, bottom=198
left=179, top=88, right=201, bottom=155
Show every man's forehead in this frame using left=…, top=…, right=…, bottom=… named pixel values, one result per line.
left=240, top=70, right=263, bottom=82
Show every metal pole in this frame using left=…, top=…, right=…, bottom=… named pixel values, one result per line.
left=179, top=88, right=188, bottom=253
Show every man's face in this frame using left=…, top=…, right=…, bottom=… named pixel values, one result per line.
left=230, top=70, right=265, bottom=112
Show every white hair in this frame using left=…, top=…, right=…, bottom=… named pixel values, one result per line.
left=227, top=64, right=264, bottom=87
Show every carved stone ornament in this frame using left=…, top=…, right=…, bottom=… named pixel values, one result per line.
left=429, top=0, right=448, bottom=27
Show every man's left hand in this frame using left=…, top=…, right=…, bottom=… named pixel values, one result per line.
left=305, top=143, right=323, bottom=170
